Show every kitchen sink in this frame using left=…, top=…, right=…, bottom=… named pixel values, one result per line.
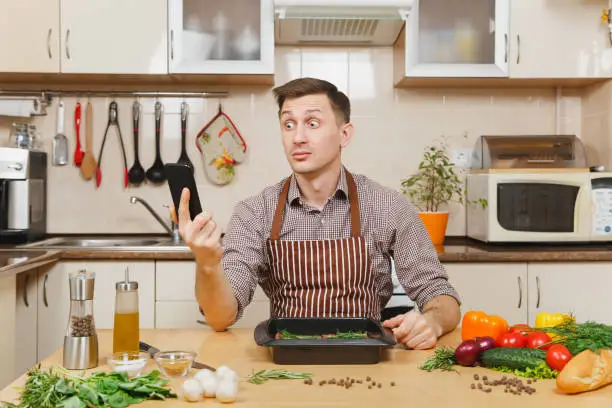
left=21, top=236, right=181, bottom=250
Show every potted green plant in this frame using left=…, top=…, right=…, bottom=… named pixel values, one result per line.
left=400, top=138, right=486, bottom=245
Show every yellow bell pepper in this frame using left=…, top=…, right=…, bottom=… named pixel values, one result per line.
left=534, top=312, right=574, bottom=328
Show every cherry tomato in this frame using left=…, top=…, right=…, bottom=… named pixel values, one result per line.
left=525, top=332, right=552, bottom=350
left=508, top=324, right=532, bottom=336
left=546, top=344, right=572, bottom=371
left=498, top=332, right=527, bottom=348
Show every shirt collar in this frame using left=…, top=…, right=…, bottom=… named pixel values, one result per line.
left=288, top=167, right=349, bottom=206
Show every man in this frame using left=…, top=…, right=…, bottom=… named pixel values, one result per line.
left=174, top=77, right=461, bottom=350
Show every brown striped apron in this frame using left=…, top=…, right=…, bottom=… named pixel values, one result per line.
left=266, top=170, right=380, bottom=320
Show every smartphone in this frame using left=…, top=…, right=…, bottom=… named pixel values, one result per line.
left=165, top=163, right=203, bottom=220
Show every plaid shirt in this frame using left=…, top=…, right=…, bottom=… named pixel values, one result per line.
left=221, top=166, right=461, bottom=320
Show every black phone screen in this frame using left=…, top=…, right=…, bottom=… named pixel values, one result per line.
left=165, top=163, right=203, bottom=220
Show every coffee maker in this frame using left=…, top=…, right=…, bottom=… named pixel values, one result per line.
left=0, top=147, right=47, bottom=244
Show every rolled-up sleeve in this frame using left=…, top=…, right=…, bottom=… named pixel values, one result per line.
left=391, top=197, right=461, bottom=311
left=221, top=199, right=267, bottom=321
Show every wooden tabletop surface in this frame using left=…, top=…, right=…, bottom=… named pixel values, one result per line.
left=1, top=328, right=610, bottom=407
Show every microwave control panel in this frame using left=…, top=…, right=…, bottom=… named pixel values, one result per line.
left=591, top=177, right=612, bottom=235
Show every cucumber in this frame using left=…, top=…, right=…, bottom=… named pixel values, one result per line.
left=480, top=348, right=547, bottom=371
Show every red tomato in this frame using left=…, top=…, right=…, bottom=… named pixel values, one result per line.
left=498, top=332, right=527, bottom=348
left=546, top=344, right=572, bottom=371
left=508, top=324, right=532, bottom=336
left=525, top=332, right=552, bottom=350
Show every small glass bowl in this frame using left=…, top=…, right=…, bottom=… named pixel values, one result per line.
left=107, top=352, right=149, bottom=378
left=153, top=350, right=196, bottom=378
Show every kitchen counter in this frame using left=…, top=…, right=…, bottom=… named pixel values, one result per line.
left=2, top=236, right=612, bottom=277
left=0, top=328, right=610, bottom=407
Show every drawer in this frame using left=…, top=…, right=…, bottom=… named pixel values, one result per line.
left=155, top=300, right=270, bottom=329
left=155, top=261, right=268, bottom=302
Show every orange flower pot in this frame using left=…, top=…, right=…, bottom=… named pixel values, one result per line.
left=417, top=211, right=449, bottom=245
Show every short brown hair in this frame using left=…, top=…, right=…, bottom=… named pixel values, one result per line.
left=272, top=77, right=350, bottom=124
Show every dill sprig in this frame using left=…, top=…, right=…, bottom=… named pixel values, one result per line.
left=419, top=346, right=458, bottom=373
left=539, top=320, right=612, bottom=355
left=246, top=369, right=313, bottom=384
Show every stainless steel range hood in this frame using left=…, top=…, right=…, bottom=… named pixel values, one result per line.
left=274, top=0, right=414, bottom=46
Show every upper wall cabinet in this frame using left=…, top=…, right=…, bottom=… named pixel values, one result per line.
left=60, top=0, right=168, bottom=74
left=509, top=0, right=612, bottom=79
left=396, top=0, right=510, bottom=80
left=168, top=0, right=274, bottom=75
left=0, top=0, right=60, bottom=73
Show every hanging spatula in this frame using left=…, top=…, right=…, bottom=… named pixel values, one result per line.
left=52, top=99, right=69, bottom=166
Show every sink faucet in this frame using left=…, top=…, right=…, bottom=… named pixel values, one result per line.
left=129, top=196, right=181, bottom=244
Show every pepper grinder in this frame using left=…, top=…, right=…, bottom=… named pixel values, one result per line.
left=63, top=269, right=99, bottom=370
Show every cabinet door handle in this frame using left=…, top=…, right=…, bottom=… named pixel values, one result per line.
left=23, top=274, right=29, bottom=308
left=504, top=33, right=508, bottom=63
left=47, top=28, right=52, bottom=59
left=65, top=29, right=71, bottom=59
left=170, top=30, right=174, bottom=60
left=516, top=34, right=520, bottom=64
left=517, top=276, right=522, bottom=308
left=43, top=273, right=49, bottom=307
left=536, top=276, right=541, bottom=308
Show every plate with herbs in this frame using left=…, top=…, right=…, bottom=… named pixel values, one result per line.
left=254, top=318, right=396, bottom=365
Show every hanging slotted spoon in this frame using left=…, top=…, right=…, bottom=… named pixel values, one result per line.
left=52, top=99, right=69, bottom=166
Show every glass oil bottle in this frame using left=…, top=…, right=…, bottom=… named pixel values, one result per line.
left=113, top=267, right=140, bottom=354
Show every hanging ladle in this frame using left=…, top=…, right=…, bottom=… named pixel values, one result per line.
left=176, top=101, right=194, bottom=173
left=127, top=101, right=146, bottom=185
left=145, top=101, right=166, bottom=183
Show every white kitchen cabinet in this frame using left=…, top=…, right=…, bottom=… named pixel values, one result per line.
left=509, top=0, right=612, bottom=78
left=61, top=260, right=156, bottom=329
left=155, top=260, right=270, bottom=328
left=14, top=269, right=38, bottom=378
left=37, top=263, right=70, bottom=362
left=168, top=0, right=274, bottom=74
left=0, top=275, right=16, bottom=389
left=527, top=262, right=612, bottom=326
left=60, top=0, right=168, bottom=74
left=0, top=0, right=60, bottom=73
left=398, top=0, right=510, bottom=79
left=444, top=262, right=528, bottom=326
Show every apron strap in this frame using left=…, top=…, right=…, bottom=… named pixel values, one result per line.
left=345, top=170, right=361, bottom=238
left=270, top=177, right=292, bottom=240
left=270, top=168, right=361, bottom=240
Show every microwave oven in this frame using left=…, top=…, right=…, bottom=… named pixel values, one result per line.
left=466, top=171, right=612, bottom=243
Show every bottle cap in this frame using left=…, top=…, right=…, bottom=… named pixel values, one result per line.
left=69, top=269, right=95, bottom=301
left=116, top=267, right=138, bottom=291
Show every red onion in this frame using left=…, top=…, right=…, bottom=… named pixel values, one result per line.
left=454, top=340, right=480, bottom=366
left=474, top=336, right=496, bottom=353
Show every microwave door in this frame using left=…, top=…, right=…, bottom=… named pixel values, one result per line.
left=0, top=180, right=8, bottom=230
left=497, top=182, right=580, bottom=233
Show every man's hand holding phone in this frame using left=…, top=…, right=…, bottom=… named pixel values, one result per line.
left=171, top=187, right=223, bottom=270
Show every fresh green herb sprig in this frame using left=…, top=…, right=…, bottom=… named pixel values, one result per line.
left=1, top=364, right=176, bottom=408
left=277, top=329, right=367, bottom=340
left=419, top=346, right=458, bottom=373
left=246, top=369, right=312, bottom=385
left=539, top=320, right=612, bottom=355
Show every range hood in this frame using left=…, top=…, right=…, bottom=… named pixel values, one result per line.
left=274, top=0, right=414, bottom=46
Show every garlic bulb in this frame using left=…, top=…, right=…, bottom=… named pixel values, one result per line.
left=216, top=365, right=239, bottom=385
left=200, top=375, right=218, bottom=398
left=195, top=368, right=215, bottom=384
left=216, top=377, right=238, bottom=403
left=181, top=378, right=203, bottom=402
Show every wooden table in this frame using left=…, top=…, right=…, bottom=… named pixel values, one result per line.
left=1, top=328, right=610, bottom=407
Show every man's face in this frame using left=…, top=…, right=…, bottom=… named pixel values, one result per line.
left=279, top=93, right=352, bottom=176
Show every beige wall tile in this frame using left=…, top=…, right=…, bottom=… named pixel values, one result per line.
left=1, top=46, right=591, bottom=238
